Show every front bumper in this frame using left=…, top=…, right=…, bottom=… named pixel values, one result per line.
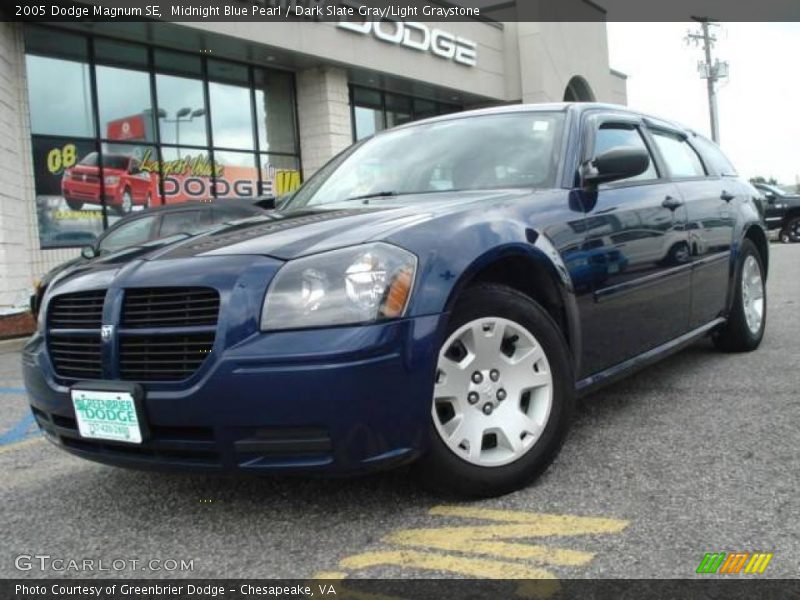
left=23, top=314, right=444, bottom=475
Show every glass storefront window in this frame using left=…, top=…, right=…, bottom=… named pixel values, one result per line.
left=96, top=66, right=153, bottom=142
left=159, top=146, right=215, bottom=203
left=351, top=86, right=463, bottom=142
left=386, top=94, right=413, bottom=128
left=24, top=26, right=300, bottom=248
left=209, top=81, right=255, bottom=150
left=95, top=39, right=148, bottom=69
left=260, top=154, right=302, bottom=198
left=156, top=73, right=208, bottom=147
left=254, top=69, right=297, bottom=154
left=26, top=55, right=94, bottom=138
left=213, top=151, right=258, bottom=199
left=101, top=143, right=159, bottom=227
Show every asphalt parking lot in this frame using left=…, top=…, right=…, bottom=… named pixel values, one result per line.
left=1, top=242, right=798, bottom=580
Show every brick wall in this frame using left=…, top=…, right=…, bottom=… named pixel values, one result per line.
left=295, top=66, right=352, bottom=177
left=0, top=22, right=78, bottom=315
left=0, top=21, right=33, bottom=312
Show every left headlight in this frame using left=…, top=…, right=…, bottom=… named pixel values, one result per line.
left=261, top=242, right=417, bottom=331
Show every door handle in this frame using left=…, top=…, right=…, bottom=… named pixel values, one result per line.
left=662, top=196, right=683, bottom=210
left=721, top=190, right=735, bottom=202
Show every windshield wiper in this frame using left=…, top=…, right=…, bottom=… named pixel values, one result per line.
left=342, top=190, right=399, bottom=202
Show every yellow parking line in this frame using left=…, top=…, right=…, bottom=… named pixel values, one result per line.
left=0, top=436, right=44, bottom=454
left=429, top=505, right=630, bottom=534
left=386, top=527, right=594, bottom=565
left=340, top=549, right=556, bottom=579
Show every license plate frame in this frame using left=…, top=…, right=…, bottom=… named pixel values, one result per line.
left=70, top=381, right=148, bottom=445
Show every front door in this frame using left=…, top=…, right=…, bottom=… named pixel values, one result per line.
left=573, top=117, right=691, bottom=377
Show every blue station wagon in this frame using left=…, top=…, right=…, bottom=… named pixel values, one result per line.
left=23, top=103, right=768, bottom=496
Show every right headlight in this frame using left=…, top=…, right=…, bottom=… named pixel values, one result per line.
left=261, top=242, right=417, bottom=331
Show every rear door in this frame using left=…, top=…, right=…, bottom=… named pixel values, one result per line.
left=649, top=129, right=734, bottom=328
left=575, top=114, right=691, bottom=376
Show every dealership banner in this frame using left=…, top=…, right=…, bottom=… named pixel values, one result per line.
left=4, top=0, right=800, bottom=22
left=6, top=579, right=800, bottom=599
left=31, top=139, right=299, bottom=249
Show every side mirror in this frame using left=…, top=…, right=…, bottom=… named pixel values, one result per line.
left=81, top=246, right=97, bottom=260
left=764, top=192, right=776, bottom=203
left=254, top=194, right=277, bottom=210
left=581, top=146, right=650, bottom=188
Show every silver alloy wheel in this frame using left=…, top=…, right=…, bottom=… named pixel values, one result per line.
left=432, top=316, right=553, bottom=467
left=122, top=191, right=132, bottom=213
left=741, top=255, right=764, bottom=335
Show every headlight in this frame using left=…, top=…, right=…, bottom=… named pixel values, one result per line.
left=104, top=176, right=120, bottom=185
left=261, top=243, right=417, bottom=331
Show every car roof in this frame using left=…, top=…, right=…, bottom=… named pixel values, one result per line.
left=390, top=102, right=696, bottom=138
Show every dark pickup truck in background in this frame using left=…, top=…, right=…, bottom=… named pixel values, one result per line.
left=754, top=182, right=800, bottom=243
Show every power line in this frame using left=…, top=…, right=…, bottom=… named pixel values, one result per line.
left=686, top=17, right=729, bottom=143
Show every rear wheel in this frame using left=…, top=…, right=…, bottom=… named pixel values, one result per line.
left=65, top=198, right=83, bottom=211
left=713, top=239, right=766, bottom=352
left=781, top=217, right=800, bottom=243
left=416, top=284, right=574, bottom=497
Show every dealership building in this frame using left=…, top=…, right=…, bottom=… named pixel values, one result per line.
left=0, top=11, right=626, bottom=320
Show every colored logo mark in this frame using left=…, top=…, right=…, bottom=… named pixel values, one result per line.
left=697, top=552, right=773, bottom=574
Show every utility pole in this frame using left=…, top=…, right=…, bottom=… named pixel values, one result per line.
left=686, top=17, right=728, bottom=143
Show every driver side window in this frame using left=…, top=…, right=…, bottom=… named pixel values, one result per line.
left=594, top=124, right=659, bottom=184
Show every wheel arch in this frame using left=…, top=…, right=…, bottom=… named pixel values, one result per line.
left=443, top=244, right=581, bottom=373
left=743, top=223, right=769, bottom=278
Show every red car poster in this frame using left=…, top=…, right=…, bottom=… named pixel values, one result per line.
left=32, top=111, right=301, bottom=248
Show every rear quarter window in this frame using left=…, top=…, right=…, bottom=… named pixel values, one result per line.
left=691, top=135, right=738, bottom=177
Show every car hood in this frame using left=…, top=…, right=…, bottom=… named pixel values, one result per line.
left=139, top=189, right=537, bottom=261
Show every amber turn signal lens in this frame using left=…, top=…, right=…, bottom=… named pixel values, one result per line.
left=381, top=266, right=414, bottom=318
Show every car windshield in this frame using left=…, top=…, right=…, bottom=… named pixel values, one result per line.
left=289, top=111, right=566, bottom=207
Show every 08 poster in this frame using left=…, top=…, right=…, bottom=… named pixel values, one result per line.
left=31, top=132, right=301, bottom=249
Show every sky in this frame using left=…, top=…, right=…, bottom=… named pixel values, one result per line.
left=607, top=22, right=800, bottom=186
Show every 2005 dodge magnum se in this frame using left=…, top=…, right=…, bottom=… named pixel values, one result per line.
left=23, top=103, right=767, bottom=496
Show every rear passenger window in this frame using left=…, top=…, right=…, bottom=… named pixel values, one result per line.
left=594, top=124, right=658, bottom=183
left=651, top=131, right=706, bottom=178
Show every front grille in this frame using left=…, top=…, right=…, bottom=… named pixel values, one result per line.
left=46, top=287, right=218, bottom=382
left=122, top=287, right=219, bottom=328
left=47, top=290, right=106, bottom=329
left=120, top=333, right=215, bottom=381
left=48, top=334, right=102, bottom=379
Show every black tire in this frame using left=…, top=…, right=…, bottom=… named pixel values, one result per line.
left=415, top=284, right=575, bottom=498
left=783, top=217, right=800, bottom=243
left=713, top=239, right=766, bottom=352
left=65, top=198, right=83, bottom=211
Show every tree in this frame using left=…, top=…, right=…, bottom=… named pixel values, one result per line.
left=749, top=176, right=779, bottom=185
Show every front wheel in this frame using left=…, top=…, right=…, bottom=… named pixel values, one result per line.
left=117, top=189, right=133, bottom=215
left=65, top=198, right=83, bottom=211
left=713, top=239, right=766, bottom=352
left=416, top=284, right=574, bottom=498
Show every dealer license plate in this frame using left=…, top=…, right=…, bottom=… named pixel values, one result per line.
left=71, top=389, right=142, bottom=444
